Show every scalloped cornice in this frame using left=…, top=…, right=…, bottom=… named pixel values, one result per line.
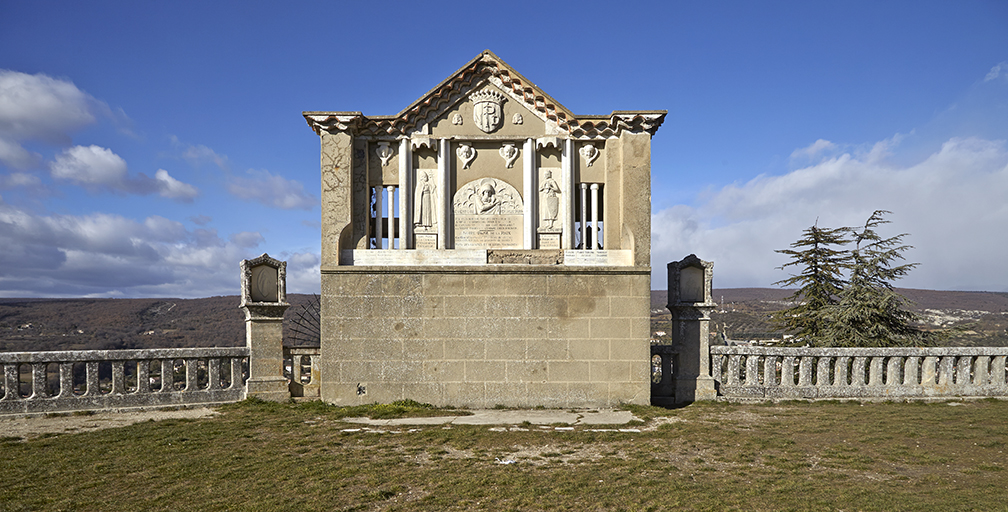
left=304, top=50, right=666, bottom=140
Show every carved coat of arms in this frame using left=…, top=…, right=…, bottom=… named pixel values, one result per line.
left=471, top=88, right=507, bottom=133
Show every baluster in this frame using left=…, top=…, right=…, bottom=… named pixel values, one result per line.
left=868, top=357, right=884, bottom=387
left=797, top=356, right=812, bottom=386
left=922, top=356, right=938, bottom=387
left=973, top=356, right=990, bottom=387
left=136, top=360, right=150, bottom=393
left=184, top=358, right=198, bottom=392
left=84, top=361, right=100, bottom=396
left=726, top=355, right=742, bottom=386
left=781, top=356, right=796, bottom=386
left=763, top=355, right=779, bottom=387
left=58, top=362, right=74, bottom=398
left=710, top=354, right=724, bottom=385
left=745, top=354, right=760, bottom=386
left=308, top=354, right=319, bottom=386
left=292, top=355, right=304, bottom=385
left=886, top=357, right=903, bottom=386
left=3, top=364, right=18, bottom=400
left=903, top=357, right=920, bottom=386
left=208, top=358, right=221, bottom=390
left=816, top=357, right=832, bottom=387
left=851, top=357, right=867, bottom=386
left=992, top=356, right=1007, bottom=388
left=834, top=356, right=850, bottom=387
left=111, top=361, right=125, bottom=395
left=937, top=356, right=954, bottom=386
left=956, top=356, right=973, bottom=386
left=161, top=359, right=174, bottom=392
left=231, top=356, right=245, bottom=389
left=30, top=363, right=47, bottom=399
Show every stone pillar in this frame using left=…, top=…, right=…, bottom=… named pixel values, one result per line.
left=398, top=138, right=411, bottom=249
left=523, top=137, right=535, bottom=249
left=668, top=254, right=717, bottom=403
left=561, top=138, right=575, bottom=249
left=438, top=138, right=450, bottom=249
left=240, top=254, right=290, bottom=402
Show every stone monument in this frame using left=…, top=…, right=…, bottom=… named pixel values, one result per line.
left=239, top=253, right=290, bottom=402
left=304, top=50, right=665, bottom=407
left=667, top=254, right=717, bottom=403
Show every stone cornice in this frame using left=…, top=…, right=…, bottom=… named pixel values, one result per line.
left=303, top=50, right=666, bottom=139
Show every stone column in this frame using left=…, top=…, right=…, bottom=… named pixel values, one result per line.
left=668, top=254, right=717, bottom=403
left=438, top=138, right=450, bottom=249
left=398, top=138, right=412, bottom=249
left=561, top=138, right=575, bottom=249
left=523, top=138, right=535, bottom=249
left=240, top=254, right=290, bottom=402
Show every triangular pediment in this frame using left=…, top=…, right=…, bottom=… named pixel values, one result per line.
left=305, top=50, right=665, bottom=140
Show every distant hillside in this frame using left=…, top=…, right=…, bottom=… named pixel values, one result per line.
left=651, top=288, right=1008, bottom=312
left=0, top=295, right=318, bottom=352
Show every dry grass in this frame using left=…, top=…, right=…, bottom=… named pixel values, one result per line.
left=2, top=399, right=1007, bottom=511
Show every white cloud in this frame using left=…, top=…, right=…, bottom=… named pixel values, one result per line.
left=51, top=145, right=128, bottom=186
left=790, top=139, right=837, bottom=161
left=985, top=61, right=1007, bottom=82
left=226, top=169, right=315, bottom=210
left=182, top=144, right=229, bottom=170
left=283, top=251, right=321, bottom=294
left=652, top=136, right=1008, bottom=292
left=153, top=168, right=199, bottom=201
left=0, top=204, right=269, bottom=297
left=49, top=145, right=198, bottom=202
left=229, top=231, right=264, bottom=248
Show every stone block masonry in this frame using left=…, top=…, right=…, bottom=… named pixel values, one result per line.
left=320, top=266, right=650, bottom=408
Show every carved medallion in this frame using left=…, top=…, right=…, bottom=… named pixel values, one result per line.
left=375, top=142, right=393, bottom=167
left=512, top=113, right=523, bottom=125
left=451, top=113, right=463, bottom=126
left=499, top=143, right=519, bottom=168
left=457, top=143, right=476, bottom=169
left=579, top=143, right=599, bottom=167
left=471, top=88, right=507, bottom=133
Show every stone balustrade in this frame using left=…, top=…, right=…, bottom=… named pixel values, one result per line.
left=0, top=347, right=248, bottom=415
left=710, top=345, right=1008, bottom=400
left=283, top=347, right=320, bottom=398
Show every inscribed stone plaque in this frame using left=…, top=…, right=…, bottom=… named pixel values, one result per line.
left=415, top=233, right=438, bottom=249
left=453, top=177, right=524, bottom=249
left=538, top=232, right=560, bottom=249
left=250, top=264, right=278, bottom=302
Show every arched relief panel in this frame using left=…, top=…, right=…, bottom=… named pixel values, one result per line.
left=451, top=140, right=523, bottom=198
left=536, top=146, right=562, bottom=168
left=452, top=177, right=524, bottom=249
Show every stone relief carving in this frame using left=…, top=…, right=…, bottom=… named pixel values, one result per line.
left=457, top=143, right=476, bottom=169
left=454, top=178, right=522, bottom=215
left=579, top=143, right=599, bottom=167
left=470, top=88, right=507, bottom=133
left=413, top=170, right=437, bottom=232
left=512, top=113, right=523, bottom=125
left=451, top=113, right=463, bottom=126
left=499, top=143, right=519, bottom=168
left=375, top=142, right=394, bottom=167
left=539, top=169, right=561, bottom=230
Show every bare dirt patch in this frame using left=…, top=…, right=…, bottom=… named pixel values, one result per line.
left=0, top=407, right=219, bottom=440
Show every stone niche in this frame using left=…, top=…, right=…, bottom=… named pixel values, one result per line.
left=304, top=50, right=665, bottom=408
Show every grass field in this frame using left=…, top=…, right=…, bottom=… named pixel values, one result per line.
left=2, top=399, right=1007, bottom=511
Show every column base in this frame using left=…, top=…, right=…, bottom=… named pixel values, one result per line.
left=674, top=376, right=717, bottom=404
left=246, top=377, right=290, bottom=402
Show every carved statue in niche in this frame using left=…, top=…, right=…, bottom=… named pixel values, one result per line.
left=499, top=143, right=519, bottom=168
left=539, top=170, right=561, bottom=229
left=413, top=170, right=436, bottom=232
left=454, top=178, right=522, bottom=215
left=457, top=143, right=476, bottom=169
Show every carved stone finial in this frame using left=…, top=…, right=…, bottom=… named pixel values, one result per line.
left=499, top=143, right=519, bottom=168
left=457, top=143, right=476, bottom=169
left=579, top=144, right=599, bottom=167
left=375, top=142, right=393, bottom=167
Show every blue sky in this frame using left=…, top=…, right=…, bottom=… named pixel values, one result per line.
left=1, top=1, right=1006, bottom=297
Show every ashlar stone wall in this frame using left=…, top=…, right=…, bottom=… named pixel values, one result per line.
left=321, top=268, right=650, bottom=407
